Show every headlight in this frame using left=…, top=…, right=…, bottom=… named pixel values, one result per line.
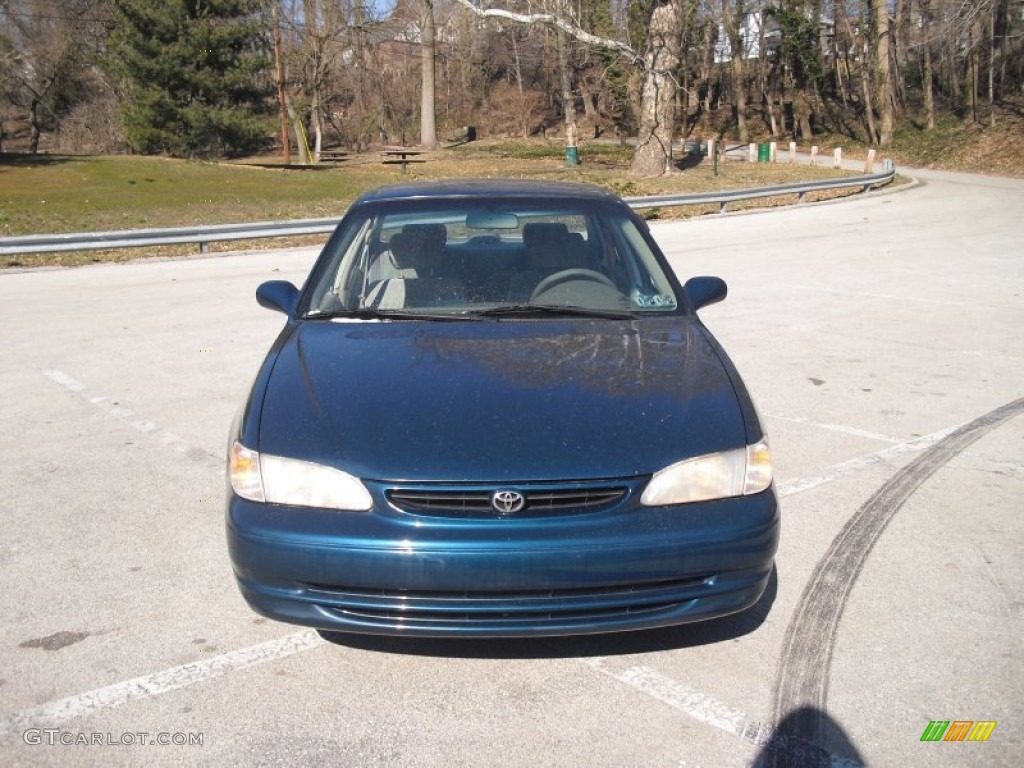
left=229, top=441, right=372, bottom=511
left=640, top=440, right=773, bottom=506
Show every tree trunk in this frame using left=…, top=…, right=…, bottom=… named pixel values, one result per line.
left=835, top=50, right=848, bottom=109
left=721, top=0, right=747, bottom=142
left=699, top=22, right=713, bottom=116
left=420, top=0, right=439, bottom=147
left=272, top=12, right=290, bottom=164
left=757, top=11, right=773, bottom=129
left=997, top=0, right=1009, bottom=100
left=680, top=65, right=690, bottom=138
left=988, top=0, right=996, bottom=127
left=29, top=98, right=42, bottom=154
left=873, top=0, right=893, bottom=145
left=796, top=89, right=813, bottom=141
left=834, top=1, right=850, bottom=108
left=511, top=33, right=524, bottom=93
left=893, top=0, right=909, bottom=116
left=630, top=1, right=681, bottom=177
left=311, top=101, right=323, bottom=159
left=557, top=27, right=578, bottom=149
left=968, top=21, right=978, bottom=123
left=285, top=92, right=310, bottom=164
left=580, top=78, right=598, bottom=125
left=946, top=29, right=961, bottom=108
left=862, top=63, right=877, bottom=145
left=922, top=1, right=935, bottom=130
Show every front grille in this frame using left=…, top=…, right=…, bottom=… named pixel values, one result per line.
left=387, top=486, right=627, bottom=517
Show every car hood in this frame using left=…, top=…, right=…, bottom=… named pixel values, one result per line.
left=257, top=318, right=746, bottom=482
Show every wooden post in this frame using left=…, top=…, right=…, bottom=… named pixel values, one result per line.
left=833, top=147, right=842, bottom=168
left=789, top=141, right=797, bottom=163
left=708, top=139, right=715, bottom=162
left=810, top=146, right=819, bottom=166
left=865, top=149, right=876, bottom=173
left=770, top=142, right=777, bottom=163
left=748, top=143, right=756, bottom=163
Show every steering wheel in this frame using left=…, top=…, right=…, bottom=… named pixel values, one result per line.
left=530, top=268, right=619, bottom=300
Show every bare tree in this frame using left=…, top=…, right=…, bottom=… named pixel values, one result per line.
left=447, top=0, right=642, bottom=153
left=1, top=0, right=110, bottom=153
left=448, top=0, right=694, bottom=177
left=287, top=0, right=351, bottom=159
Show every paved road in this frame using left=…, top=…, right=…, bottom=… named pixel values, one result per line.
left=1, top=169, right=1021, bottom=767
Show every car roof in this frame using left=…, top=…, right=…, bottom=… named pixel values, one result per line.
left=353, top=178, right=623, bottom=205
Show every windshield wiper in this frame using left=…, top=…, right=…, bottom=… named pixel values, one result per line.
left=470, top=303, right=635, bottom=320
left=304, top=307, right=480, bottom=322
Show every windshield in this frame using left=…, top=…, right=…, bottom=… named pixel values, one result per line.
left=305, top=199, right=680, bottom=317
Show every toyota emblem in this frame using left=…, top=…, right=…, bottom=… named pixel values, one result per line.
left=491, top=490, right=526, bottom=515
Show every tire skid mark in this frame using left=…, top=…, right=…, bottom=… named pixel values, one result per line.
left=770, top=396, right=1024, bottom=764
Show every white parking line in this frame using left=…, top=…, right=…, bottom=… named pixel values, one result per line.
left=581, top=659, right=863, bottom=768
left=0, top=630, right=324, bottom=739
left=581, top=657, right=767, bottom=743
left=42, top=369, right=219, bottom=464
left=776, top=423, right=962, bottom=498
left=765, top=413, right=902, bottom=444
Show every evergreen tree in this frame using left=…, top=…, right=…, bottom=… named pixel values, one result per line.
left=108, top=0, right=272, bottom=158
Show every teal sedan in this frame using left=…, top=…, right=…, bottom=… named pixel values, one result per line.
left=226, top=180, right=779, bottom=637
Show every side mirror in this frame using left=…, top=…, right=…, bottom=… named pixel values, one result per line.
left=256, top=280, right=300, bottom=316
left=683, top=276, right=727, bottom=311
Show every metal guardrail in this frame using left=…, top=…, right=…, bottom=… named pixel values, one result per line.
left=624, top=164, right=896, bottom=214
left=0, top=165, right=896, bottom=257
left=0, top=217, right=341, bottom=256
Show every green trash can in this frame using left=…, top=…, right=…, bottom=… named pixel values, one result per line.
left=564, top=146, right=579, bottom=166
left=757, top=143, right=770, bottom=163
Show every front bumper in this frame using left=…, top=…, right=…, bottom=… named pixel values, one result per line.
left=227, top=484, right=779, bottom=637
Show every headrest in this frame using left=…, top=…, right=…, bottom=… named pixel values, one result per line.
left=390, top=224, right=447, bottom=271
left=522, top=222, right=569, bottom=249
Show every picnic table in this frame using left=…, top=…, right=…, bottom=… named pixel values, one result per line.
left=381, top=148, right=426, bottom=172
left=318, top=149, right=349, bottom=163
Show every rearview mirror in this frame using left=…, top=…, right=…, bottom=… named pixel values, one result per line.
left=466, top=211, right=519, bottom=229
left=683, top=276, right=727, bottom=310
left=256, top=280, right=300, bottom=315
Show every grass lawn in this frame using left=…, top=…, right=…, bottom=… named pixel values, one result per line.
left=0, top=140, right=881, bottom=267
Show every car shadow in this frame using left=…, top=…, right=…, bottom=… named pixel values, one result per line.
left=751, top=706, right=866, bottom=768
left=318, top=566, right=777, bottom=659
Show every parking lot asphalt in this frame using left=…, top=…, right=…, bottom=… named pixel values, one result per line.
left=1, top=168, right=1021, bottom=767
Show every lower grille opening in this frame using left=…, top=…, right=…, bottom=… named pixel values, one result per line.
left=304, top=574, right=713, bottom=601
left=303, top=574, right=716, bottom=627
left=329, top=600, right=690, bottom=625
